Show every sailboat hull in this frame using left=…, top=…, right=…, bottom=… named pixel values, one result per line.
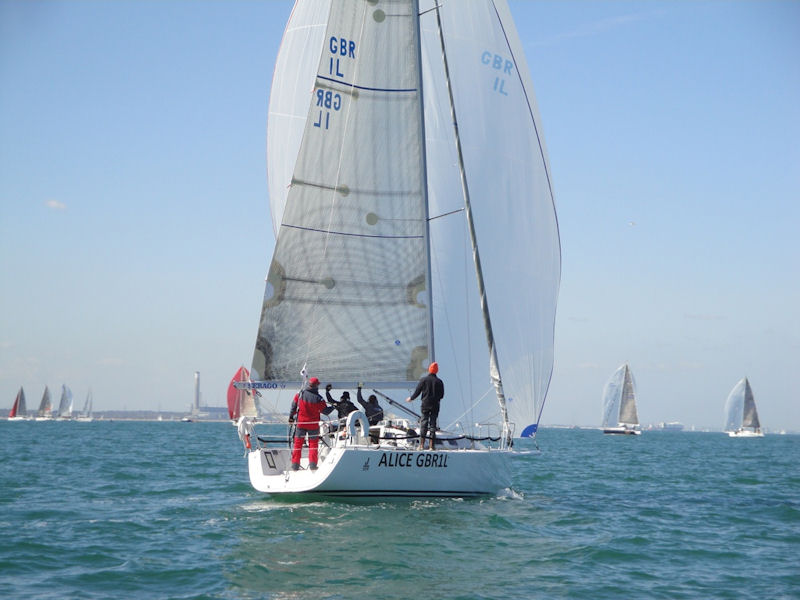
left=247, top=445, right=511, bottom=497
left=603, top=426, right=641, bottom=435
left=727, top=429, right=764, bottom=438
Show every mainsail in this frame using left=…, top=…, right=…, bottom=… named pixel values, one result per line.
left=253, top=1, right=432, bottom=388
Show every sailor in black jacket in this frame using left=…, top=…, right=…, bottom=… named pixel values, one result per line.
left=405, top=362, right=444, bottom=450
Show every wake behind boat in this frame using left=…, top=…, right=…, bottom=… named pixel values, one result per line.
left=235, top=0, right=560, bottom=497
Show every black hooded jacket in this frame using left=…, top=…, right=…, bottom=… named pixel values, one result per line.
left=408, top=373, right=444, bottom=411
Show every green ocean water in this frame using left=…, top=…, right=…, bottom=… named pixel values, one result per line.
left=1, top=421, right=798, bottom=599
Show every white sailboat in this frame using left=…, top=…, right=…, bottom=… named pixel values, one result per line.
left=724, top=377, right=763, bottom=437
left=35, top=386, right=54, bottom=421
left=601, top=363, right=641, bottom=435
left=56, top=384, right=74, bottom=420
left=76, top=389, right=94, bottom=422
left=236, top=0, right=560, bottom=497
left=8, top=387, right=30, bottom=421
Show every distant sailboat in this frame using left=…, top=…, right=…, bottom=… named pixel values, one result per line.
left=724, top=377, right=763, bottom=437
left=36, top=386, right=54, bottom=421
left=227, top=366, right=259, bottom=424
left=8, top=387, right=30, bottom=421
left=57, top=385, right=74, bottom=420
left=601, top=363, right=641, bottom=435
left=76, top=389, right=94, bottom=422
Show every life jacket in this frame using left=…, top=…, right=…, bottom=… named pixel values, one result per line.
left=293, top=387, right=327, bottom=429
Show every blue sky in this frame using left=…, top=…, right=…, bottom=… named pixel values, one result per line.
left=1, top=1, right=798, bottom=430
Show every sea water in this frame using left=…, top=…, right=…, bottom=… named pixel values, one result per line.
left=1, top=422, right=797, bottom=599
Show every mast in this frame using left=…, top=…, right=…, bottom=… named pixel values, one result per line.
left=413, top=0, right=435, bottom=364
left=432, top=5, right=510, bottom=446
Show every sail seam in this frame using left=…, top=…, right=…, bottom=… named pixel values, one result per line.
left=282, top=223, right=422, bottom=239
left=317, top=74, right=417, bottom=94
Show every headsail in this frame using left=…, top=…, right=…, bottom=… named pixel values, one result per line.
left=419, top=0, right=560, bottom=434
left=253, top=0, right=432, bottom=388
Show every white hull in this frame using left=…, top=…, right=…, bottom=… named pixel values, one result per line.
left=727, top=429, right=763, bottom=438
left=603, top=426, right=641, bottom=435
left=35, top=416, right=54, bottom=421
left=7, top=416, right=30, bottom=421
left=247, top=445, right=511, bottom=497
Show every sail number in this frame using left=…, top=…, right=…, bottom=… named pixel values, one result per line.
left=378, top=452, right=449, bottom=469
left=314, top=89, right=342, bottom=130
left=481, top=51, right=513, bottom=96
left=315, top=36, right=357, bottom=130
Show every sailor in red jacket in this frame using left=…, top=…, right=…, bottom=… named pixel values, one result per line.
left=288, top=377, right=331, bottom=471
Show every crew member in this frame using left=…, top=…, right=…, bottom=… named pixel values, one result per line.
left=288, top=377, right=330, bottom=471
left=405, top=362, right=444, bottom=450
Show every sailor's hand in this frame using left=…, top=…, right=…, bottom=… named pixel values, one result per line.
left=288, top=416, right=295, bottom=424
left=405, top=397, right=412, bottom=403
left=326, top=383, right=332, bottom=391
left=358, top=382, right=363, bottom=388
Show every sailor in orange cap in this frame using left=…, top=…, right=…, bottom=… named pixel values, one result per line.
left=405, top=362, right=444, bottom=450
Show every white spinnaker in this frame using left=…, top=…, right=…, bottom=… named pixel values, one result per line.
left=724, top=377, right=746, bottom=431
left=601, top=364, right=626, bottom=428
left=419, top=0, right=560, bottom=434
left=253, top=0, right=431, bottom=387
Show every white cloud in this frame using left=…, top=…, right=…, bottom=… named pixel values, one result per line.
left=45, top=199, right=67, bottom=210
